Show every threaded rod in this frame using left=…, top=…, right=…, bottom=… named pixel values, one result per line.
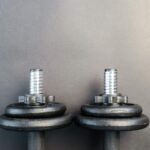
left=30, top=69, right=43, bottom=95
left=104, top=69, right=117, bottom=95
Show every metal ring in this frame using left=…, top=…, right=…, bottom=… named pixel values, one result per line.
left=5, top=103, right=66, bottom=118
left=81, top=103, right=142, bottom=117
left=76, top=114, right=149, bottom=131
left=0, top=114, right=72, bottom=131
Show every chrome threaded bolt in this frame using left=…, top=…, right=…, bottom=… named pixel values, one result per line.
left=19, top=69, right=55, bottom=104
left=30, top=69, right=44, bottom=95
left=104, top=69, right=117, bottom=95
left=94, top=69, right=127, bottom=104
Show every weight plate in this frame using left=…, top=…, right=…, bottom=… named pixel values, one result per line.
left=76, top=114, right=149, bottom=131
left=0, top=113, right=72, bottom=131
left=81, top=103, right=142, bottom=117
left=5, top=103, right=66, bottom=118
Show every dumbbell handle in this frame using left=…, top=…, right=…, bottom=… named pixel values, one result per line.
left=28, top=132, right=45, bottom=150
left=104, top=131, right=120, bottom=150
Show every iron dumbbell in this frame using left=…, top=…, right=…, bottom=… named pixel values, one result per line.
left=0, top=69, right=72, bottom=150
left=76, top=69, right=149, bottom=150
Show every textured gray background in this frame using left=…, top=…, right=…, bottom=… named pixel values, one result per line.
left=0, top=0, right=150, bottom=150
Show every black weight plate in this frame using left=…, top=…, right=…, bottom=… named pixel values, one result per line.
left=0, top=113, right=72, bottom=131
left=76, top=114, right=149, bottom=131
left=81, top=103, right=142, bottom=117
left=5, top=103, right=66, bottom=118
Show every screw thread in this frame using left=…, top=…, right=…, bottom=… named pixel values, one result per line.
left=30, top=69, right=43, bottom=95
left=104, top=69, right=117, bottom=95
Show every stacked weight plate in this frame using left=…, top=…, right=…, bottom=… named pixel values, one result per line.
left=0, top=99, right=72, bottom=131
left=77, top=100, right=149, bottom=131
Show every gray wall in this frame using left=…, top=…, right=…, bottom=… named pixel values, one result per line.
left=0, top=0, right=150, bottom=150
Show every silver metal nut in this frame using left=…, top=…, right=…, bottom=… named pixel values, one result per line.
left=94, top=94, right=128, bottom=104
left=18, top=95, right=55, bottom=104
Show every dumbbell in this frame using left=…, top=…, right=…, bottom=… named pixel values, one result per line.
left=76, top=69, right=149, bottom=150
left=0, top=69, right=72, bottom=150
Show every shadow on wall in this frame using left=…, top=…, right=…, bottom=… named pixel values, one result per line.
left=0, top=129, right=27, bottom=150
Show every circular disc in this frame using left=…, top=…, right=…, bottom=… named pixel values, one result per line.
left=0, top=113, right=72, bottom=131
left=5, top=103, right=66, bottom=118
left=76, top=114, right=149, bottom=131
left=81, top=103, right=142, bottom=117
